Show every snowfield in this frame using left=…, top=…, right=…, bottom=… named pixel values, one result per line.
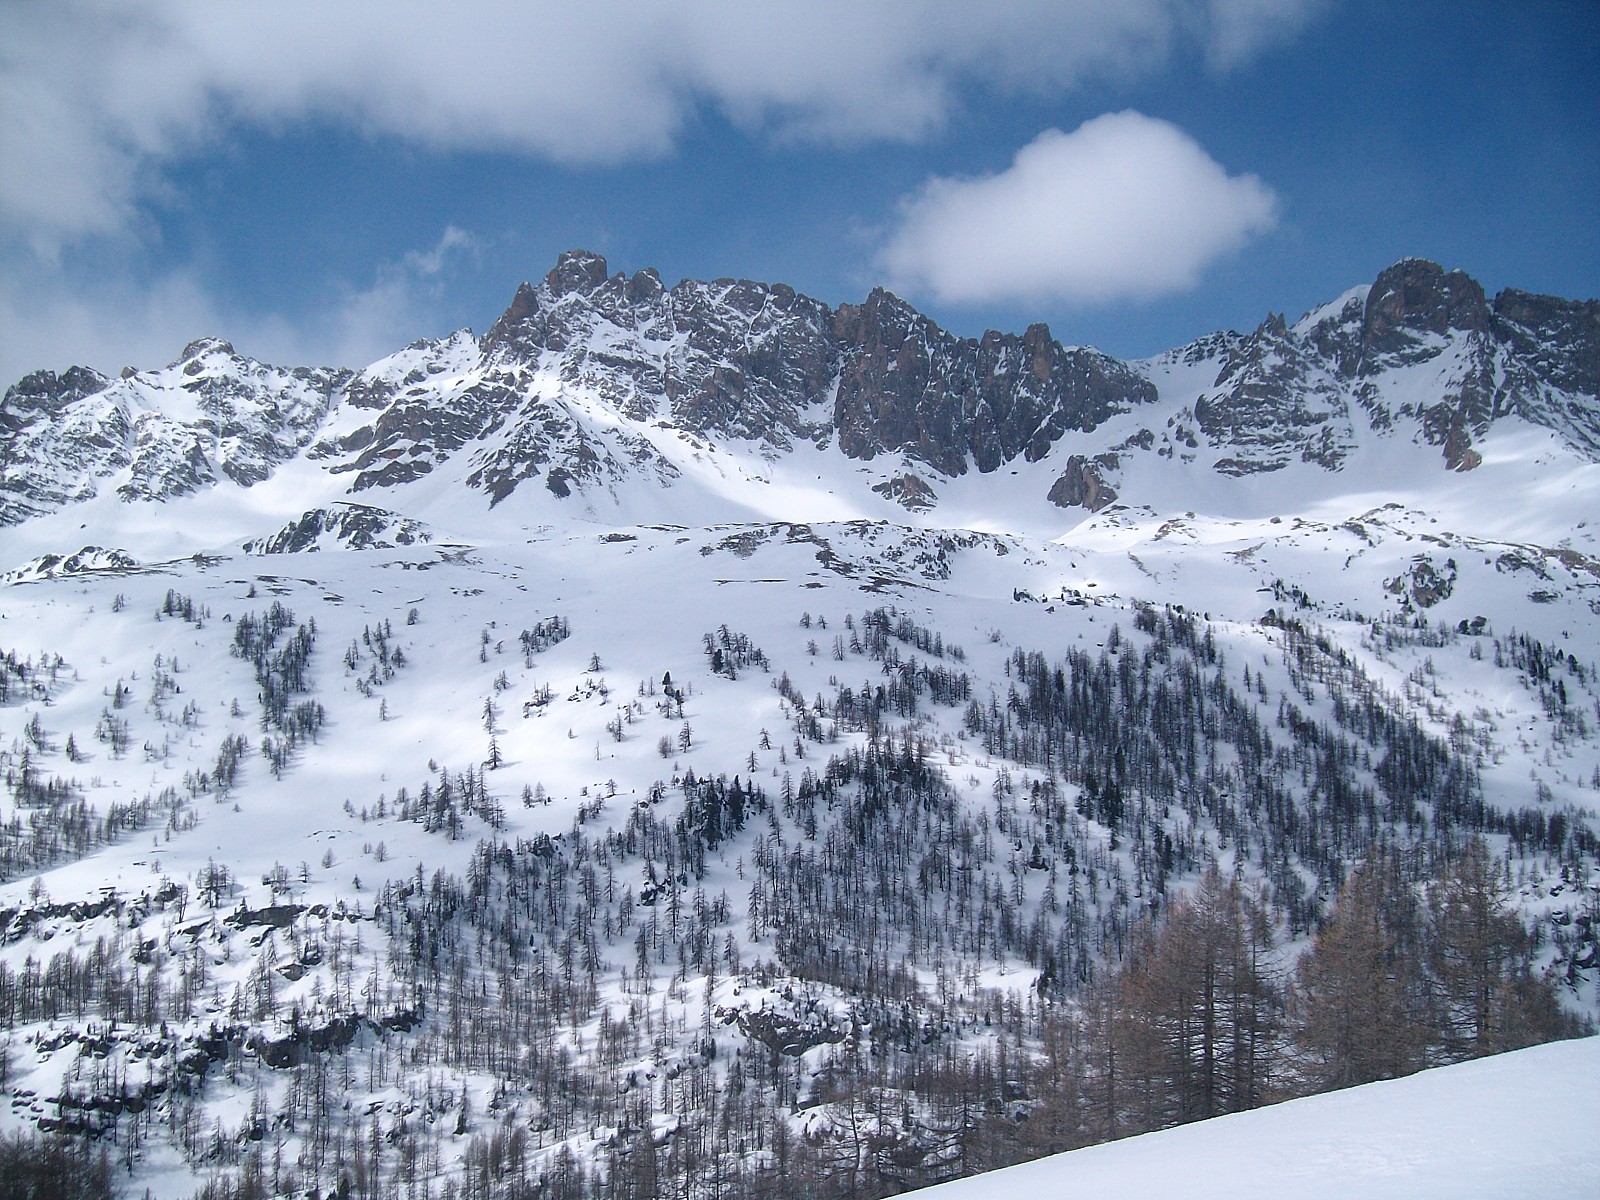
left=915, top=1035, right=1600, bottom=1200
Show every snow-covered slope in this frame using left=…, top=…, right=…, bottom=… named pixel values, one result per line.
left=0, top=340, right=348, bottom=526
left=0, top=254, right=1596, bottom=1199
left=914, top=1035, right=1600, bottom=1200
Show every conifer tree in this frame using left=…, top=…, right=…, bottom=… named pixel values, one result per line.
left=1108, top=865, right=1284, bottom=1130
left=1293, top=847, right=1427, bottom=1088
left=1424, top=839, right=1568, bottom=1060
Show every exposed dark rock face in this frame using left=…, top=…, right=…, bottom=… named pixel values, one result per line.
left=831, top=290, right=966, bottom=472
left=470, top=252, right=840, bottom=500
left=1048, top=455, right=1119, bottom=511
left=243, top=503, right=432, bottom=554
left=872, top=472, right=939, bottom=512
left=1344, top=260, right=1499, bottom=465
left=336, top=371, right=520, bottom=491
left=545, top=247, right=611, bottom=297
left=1298, top=292, right=1367, bottom=376
left=1494, top=289, right=1600, bottom=398
left=1359, top=259, right=1490, bottom=364
left=1385, top=554, right=1458, bottom=608
left=657, top=277, right=836, bottom=443
left=1195, top=313, right=1353, bottom=474
left=715, top=994, right=852, bottom=1057
left=1493, top=289, right=1600, bottom=458
left=468, top=252, right=1157, bottom=503
left=3, top=365, right=110, bottom=414
left=833, top=291, right=1155, bottom=476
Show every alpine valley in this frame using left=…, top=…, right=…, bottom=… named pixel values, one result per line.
left=1, top=252, right=1597, bottom=1199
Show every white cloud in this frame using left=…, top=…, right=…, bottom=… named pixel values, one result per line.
left=0, top=2, right=1316, bottom=373
left=401, top=226, right=480, bottom=279
left=0, top=227, right=479, bottom=384
left=0, top=0, right=1323, bottom=249
left=0, top=266, right=227, bottom=385
left=876, top=112, right=1279, bottom=307
left=1200, top=0, right=1329, bottom=70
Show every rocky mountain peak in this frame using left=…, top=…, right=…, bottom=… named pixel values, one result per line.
left=2, top=365, right=110, bottom=414
left=625, top=266, right=664, bottom=305
left=177, top=336, right=237, bottom=363
left=831, top=287, right=926, bottom=348
left=4, top=250, right=1599, bottom=527
left=1360, top=259, right=1489, bottom=364
left=503, top=281, right=540, bottom=324
left=479, top=281, right=542, bottom=356
left=482, top=252, right=639, bottom=360
left=545, top=249, right=612, bottom=297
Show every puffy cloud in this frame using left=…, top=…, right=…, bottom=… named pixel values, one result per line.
left=0, top=0, right=1322, bottom=248
left=876, top=112, right=1279, bottom=307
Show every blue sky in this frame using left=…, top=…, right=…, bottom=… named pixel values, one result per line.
left=1, top=0, right=1595, bottom=384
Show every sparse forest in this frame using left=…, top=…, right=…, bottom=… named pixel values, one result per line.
left=0, top=546, right=1595, bottom=1200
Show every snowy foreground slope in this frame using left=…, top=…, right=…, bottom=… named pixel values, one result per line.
left=914, top=1035, right=1600, bottom=1200
left=0, top=254, right=1597, bottom=1197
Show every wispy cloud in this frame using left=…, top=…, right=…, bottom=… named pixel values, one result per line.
left=0, top=265, right=227, bottom=384
left=401, top=226, right=481, bottom=279
left=312, top=225, right=484, bottom=366
left=1200, top=0, right=1329, bottom=70
left=876, top=112, right=1279, bottom=307
left=0, top=226, right=481, bottom=383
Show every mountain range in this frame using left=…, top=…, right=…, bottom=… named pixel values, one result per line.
left=5, top=252, right=1598, bottom=540
left=0, top=254, right=1596, bottom=1200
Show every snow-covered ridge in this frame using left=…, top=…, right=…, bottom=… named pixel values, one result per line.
left=241, top=503, right=434, bottom=555
left=1, top=544, right=137, bottom=584
left=3, top=254, right=1596, bottom=543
